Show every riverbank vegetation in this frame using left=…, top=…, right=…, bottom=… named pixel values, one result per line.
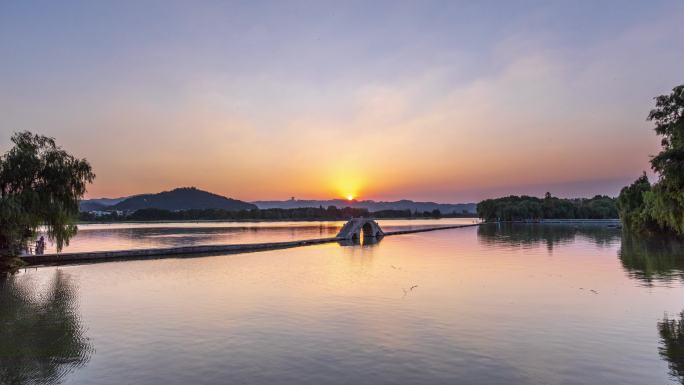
left=476, top=194, right=617, bottom=222
left=78, top=207, right=475, bottom=222
left=617, top=84, right=684, bottom=235
left=0, top=132, right=94, bottom=273
left=475, top=84, right=684, bottom=231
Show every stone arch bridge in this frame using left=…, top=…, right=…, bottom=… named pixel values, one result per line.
left=336, top=218, right=384, bottom=240
left=22, top=218, right=480, bottom=266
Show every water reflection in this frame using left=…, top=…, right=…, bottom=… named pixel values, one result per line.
left=658, top=311, right=684, bottom=384
left=41, top=219, right=475, bottom=254
left=10, top=222, right=684, bottom=384
left=619, top=234, right=684, bottom=286
left=43, top=224, right=344, bottom=253
left=337, top=235, right=383, bottom=247
left=0, top=271, right=93, bottom=385
left=477, top=223, right=621, bottom=252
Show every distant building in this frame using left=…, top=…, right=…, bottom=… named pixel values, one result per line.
left=88, top=210, right=126, bottom=217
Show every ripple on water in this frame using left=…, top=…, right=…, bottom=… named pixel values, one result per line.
left=3, top=222, right=683, bottom=385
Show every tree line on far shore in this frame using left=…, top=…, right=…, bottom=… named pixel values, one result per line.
left=476, top=194, right=618, bottom=222
left=78, top=206, right=475, bottom=222
left=476, top=83, right=684, bottom=235
left=1, top=83, right=682, bottom=273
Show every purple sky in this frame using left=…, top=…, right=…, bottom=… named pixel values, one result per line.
left=1, top=1, right=682, bottom=202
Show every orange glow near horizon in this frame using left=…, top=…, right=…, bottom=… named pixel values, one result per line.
left=1, top=1, right=679, bottom=203
left=326, top=168, right=365, bottom=203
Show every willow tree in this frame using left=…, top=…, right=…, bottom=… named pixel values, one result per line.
left=617, top=173, right=654, bottom=232
left=643, top=85, right=684, bottom=233
left=618, top=84, right=684, bottom=234
left=0, top=132, right=94, bottom=270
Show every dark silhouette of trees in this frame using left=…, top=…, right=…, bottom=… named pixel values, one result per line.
left=0, top=132, right=95, bottom=271
left=618, top=84, right=684, bottom=234
left=476, top=194, right=617, bottom=221
left=110, top=187, right=256, bottom=211
left=81, top=206, right=460, bottom=222
left=122, top=206, right=370, bottom=221
left=617, top=173, right=656, bottom=232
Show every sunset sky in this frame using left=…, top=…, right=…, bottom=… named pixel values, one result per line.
left=1, top=0, right=682, bottom=202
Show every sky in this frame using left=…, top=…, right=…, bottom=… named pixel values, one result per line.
left=1, top=0, right=683, bottom=202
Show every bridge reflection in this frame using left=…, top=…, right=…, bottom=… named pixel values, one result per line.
left=337, top=235, right=383, bottom=247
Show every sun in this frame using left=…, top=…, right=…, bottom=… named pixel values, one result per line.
left=346, top=194, right=354, bottom=201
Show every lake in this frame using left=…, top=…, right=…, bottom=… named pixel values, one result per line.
left=2, top=221, right=684, bottom=385
left=37, top=218, right=480, bottom=254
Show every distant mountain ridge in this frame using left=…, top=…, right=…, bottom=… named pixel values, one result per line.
left=79, top=197, right=128, bottom=212
left=80, top=188, right=475, bottom=214
left=252, top=199, right=476, bottom=214
left=81, top=187, right=256, bottom=212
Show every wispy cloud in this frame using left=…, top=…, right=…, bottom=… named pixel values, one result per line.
left=0, top=1, right=681, bottom=200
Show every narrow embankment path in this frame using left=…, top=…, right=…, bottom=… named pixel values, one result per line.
left=21, top=223, right=482, bottom=267
left=382, top=223, right=480, bottom=236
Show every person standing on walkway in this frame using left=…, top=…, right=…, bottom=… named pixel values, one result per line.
left=35, top=236, right=45, bottom=255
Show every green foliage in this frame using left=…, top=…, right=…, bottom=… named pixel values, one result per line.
left=618, top=85, right=684, bottom=234
left=616, top=173, right=655, bottom=232
left=476, top=194, right=617, bottom=221
left=642, top=184, right=684, bottom=234
left=650, top=84, right=684, bottom=189
left=0, top=132, right=94, bottom=263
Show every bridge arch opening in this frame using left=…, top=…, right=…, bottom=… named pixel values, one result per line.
left=336, top=218, right=384, bottom=242
left=362, top=222, right=376, bottom=238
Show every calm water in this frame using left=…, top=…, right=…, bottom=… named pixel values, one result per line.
left=3, top=222, right=684, bottom=385
left=38, top=218, right=480, bottom=254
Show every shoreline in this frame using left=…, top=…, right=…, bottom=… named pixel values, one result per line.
left=22, top=223, right=481, bottom=267
left=21, top=220, right=622, bottom=269
left=76, top=216, right=479, bottom=225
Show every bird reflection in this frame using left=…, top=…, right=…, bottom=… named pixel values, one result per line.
left=658, top=310, right=684, bottom=384
left=0, top=271, right=93, bottom=385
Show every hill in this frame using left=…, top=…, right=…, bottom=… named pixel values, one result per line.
left=79, top=197, right=128, bottom=212
left=252, top=199, right=476, bottom=214
left=108, top=187, right=256, bottom=211
left=81, top=191, right=475, bottom=215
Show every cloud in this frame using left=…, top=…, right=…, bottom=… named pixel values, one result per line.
left=1, top=1, right=681, bottom=201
